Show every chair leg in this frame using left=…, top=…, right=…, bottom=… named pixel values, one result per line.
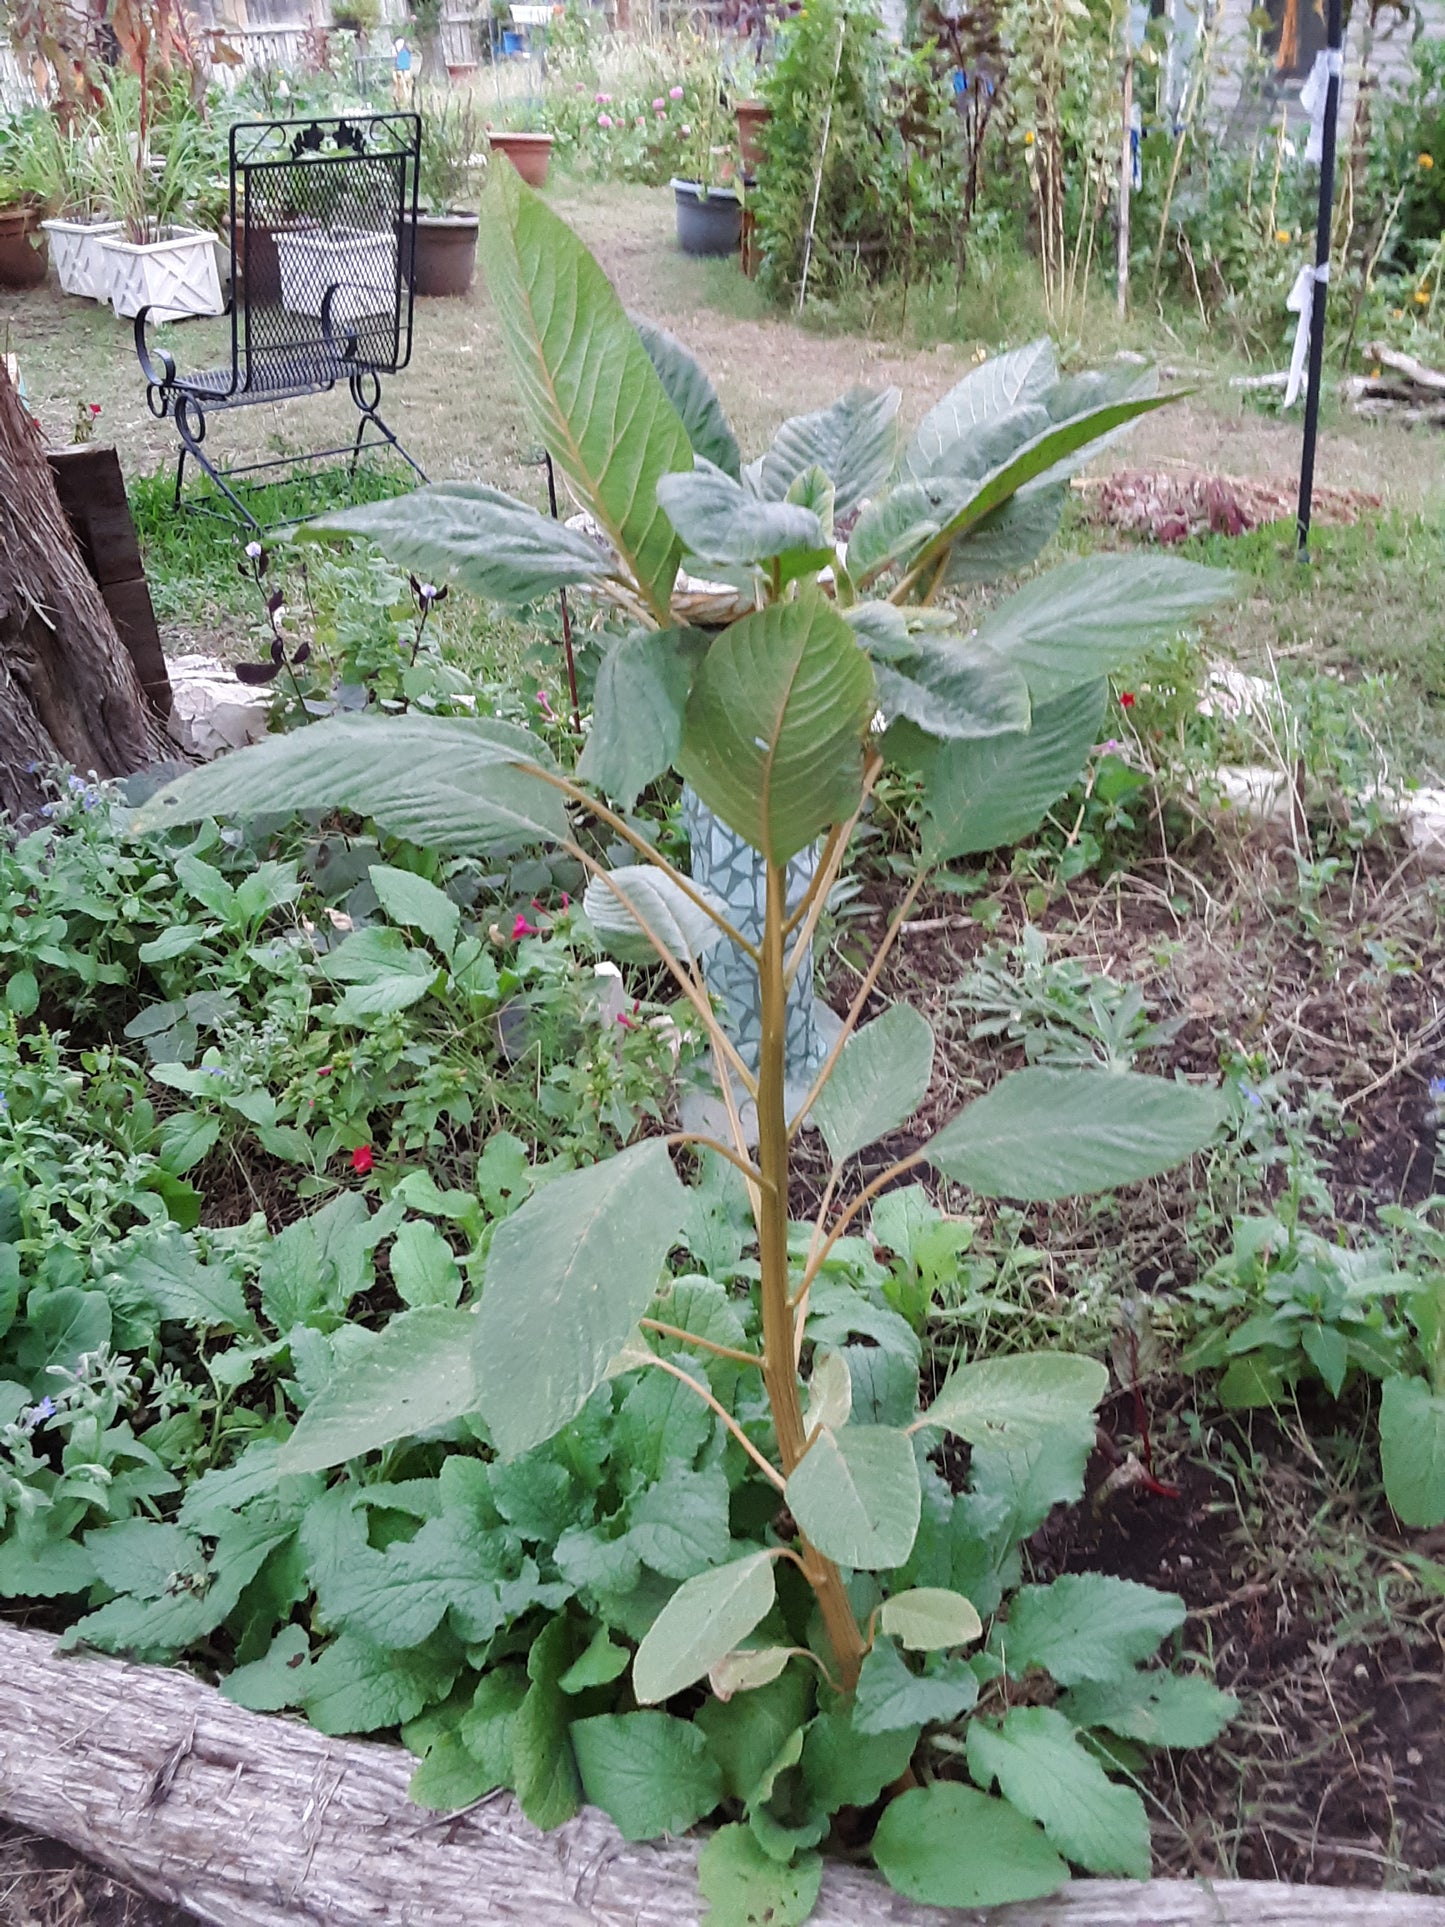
left=175, top=395, right=260, bottom=531
left=348, top=368, right=428, bottom=484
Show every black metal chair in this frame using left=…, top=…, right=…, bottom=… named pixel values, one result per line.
left=136, top=112, right=428, bottom=529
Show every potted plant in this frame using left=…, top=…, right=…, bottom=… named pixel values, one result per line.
left=487, top=98, right=553, bottom=189
left=90, top=78, right=224, bottom=321
left=670, top=79, right=742, bottom=257
left=29, top=112, right=125, bottom=302
left=0, top=115, right=51, bottom=292
left=414, top=91, right=485, bottom=296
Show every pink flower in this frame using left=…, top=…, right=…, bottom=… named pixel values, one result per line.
left=598, top=112, right=613, bottom=127
left=594, top=91, right=611, bottom=102
left=680, top=123, right=691, bottom=136
left=636, top=115, right=646, bottom=127
left=88, top=403, right=101, bottom=416
left=535, top=687, right=558, bottom=722
left=652, top=96, right=665, bottom=110
left=351, top=1145, right=373, bottom=1175
left=512, top=913, right=539, bottom=939
left=575, top=80, right=585, bottom=90
left=616, top=1010, right=637, bottom=1030
left=669, top=85, right=683, bottom=99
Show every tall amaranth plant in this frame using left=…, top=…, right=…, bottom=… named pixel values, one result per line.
left=133, top=166, right=1237, bottom=1917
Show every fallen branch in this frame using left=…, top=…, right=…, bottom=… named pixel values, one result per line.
left=1, top=1622, right=1442, bottom=1927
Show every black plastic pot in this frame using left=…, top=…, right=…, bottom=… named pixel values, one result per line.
left=671, top=180, right=741, bottom=259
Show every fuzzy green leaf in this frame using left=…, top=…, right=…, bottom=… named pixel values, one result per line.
left=633, top=1551, right=778, bottom=1705
left=583, top=865, right=729, bottom=965
left=1004, top=1574, right=1186, bottom=1685
left=921, top=1353, right=1107, bottom=1450
left=853, top=1637, right=978, bottom=1735
left=873, top=637, right=1031, bottom=742
left=389, top=1220, right=463, bottom=1310
left=658, top=460, right=825, bottom=568
left=302, top=1631, right=459, bottom=1735
left=967, top=1706, right=1152, bottom=1877
left=698, top=1823, right=822, bottom=1927
left=812, top=1002, right=935, bottom=1165
left=474, top=1139, right=688, bottom=1458
left=758, top=386, right=901, bottom=519
left=281, top=1307, right=477, bottom=1473
left=927, top=1066, right=1226, bottom=1202
left=878, top=1587, right=983, bottom=1651
left=572, top=1711, right=724, bottom=1840
left=1060, top=1671, right=1239, bottom=1748
left=800, top=1707, right=919, bottom=1811
left=785, top=1425, right=921, bottom=1571
left=128, top=715, right=567, bottom=852
left=368, top=865, right=461, bottom=956
left=873, top=1782, right=1067, bottom=1908
left=512, top=1615, right=582, bottom=1828
left=481, top=163, right=693, bottom=623
left=901, top=338, right=1058, bottom=482
left=633, top=313, right=741, bottom=479
left=304, top=482, right=614, bottom=606
left=679, top=592, right=876, bottom=865
left=577, top=627, right=700, bottom=810
left=1380, top=1373, right=1445, bottom=1528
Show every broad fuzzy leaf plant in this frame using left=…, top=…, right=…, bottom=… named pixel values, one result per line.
left=132, top=164, right=1237, bottom=1915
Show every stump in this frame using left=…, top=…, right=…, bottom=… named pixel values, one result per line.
left=0, top=1621, right=1442, bottom=1927
left=0, top=359, right=164, bottom=820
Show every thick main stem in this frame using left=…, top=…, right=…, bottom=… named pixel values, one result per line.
left=757, top=861, right=867, bottom=1691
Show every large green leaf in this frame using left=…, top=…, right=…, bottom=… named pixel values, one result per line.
left=698, top=1824, right=821, bottom=1927
left=128, top=715, right=567, bottom=852
left=906, top=388, right=1174, bottom=588
left=632, top=313, right=741, bottom=480
left=853, top=1637, right=978, bottom=1733
left=577, top=627, right=700, bottom=810
left=1004, top=1574, right=1186, bottom=1685
left=756, top=386, right=901, bottom=519
left=473, top=1140, right=688, bottom=1458
left=975, top=555, right=1235, bottom=702
left=784, top=1425, right=921, bottom=1570
left=280, top=1307, right=477, bottom=1473
left=658, top=460, right=825, bottom=569
left=369, top=864, right=460, bottom=956
left=679, top=592, right=876, bottom=865
left=845, top=482, right=944, bottom=582
left=927, top=1066, right=1226, bottom=1202
left=812, top=1002, right=935, bottom=1164
left=480, top=163, right=694, bottom=623
left=1380, top=1373, right=1445, bottom=1528
left=871, top=1782, right=1067, bottom=1908
left=967, top=1706, right=1152, bottom=1878
left=571, top=1711, right=724, bottom=1840
left=800, top=1708, right=920, bottom=1811
left=632, top=1550, right=778, bottom=1704
left=303, top=483, right=614, bottom=606
left=887, top=681, right=1107, bottom=864
left=1060, top=1671, right=1239, bottom=1748
left=901, top=339, right=1058, bottom=483
left=878, top=1587, right=984, bottom=1651
left=920, top=1353, right=1107, bottom=1450
left=873, top=637, right=1031, bottom=742
left=583, top=865, right=729, bottom=965
left=942, top=486, right=1067, bottom=585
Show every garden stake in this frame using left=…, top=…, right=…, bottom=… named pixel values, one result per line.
left=797, top=15, right=846, bottom=317
left=1295, top=0, right=1344, bottom=559
left=544, top=451, right=582, bottom=730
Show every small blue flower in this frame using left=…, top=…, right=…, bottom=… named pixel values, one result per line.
left=22, top=1395, right=56, bottom=1431
left=1431, top=1076, right=1445, bottom=1105
left=1241, top=1086, right=1263, bottom=1109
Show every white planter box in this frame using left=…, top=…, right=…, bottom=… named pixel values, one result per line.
left=275, top=226, right=397, bottom=327
left=100, top=226, right=224, bottom=322
left=42, top=217, right=124, bottom=301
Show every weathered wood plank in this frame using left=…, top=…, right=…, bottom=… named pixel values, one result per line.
left=0, top=1622, right=1439, bottom=1927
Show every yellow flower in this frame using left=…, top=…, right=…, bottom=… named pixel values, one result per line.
left=1024, top=129, right=1035, bottom=146
left=1419, top=152, right=1435, bottom=169
left=1415, top=288, right=1432, bottom=304
left=1275, top=228, right=1290, bottom=243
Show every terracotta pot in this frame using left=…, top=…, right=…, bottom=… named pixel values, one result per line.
left=488, top=131, right=553, bottom=188
left=0, top=203, right=49, bottom=291
left=414, top=211, right=479, bottom=296
left=672, top=180, right=741, bottom=258
left=735, top=99, right=771, bottom=174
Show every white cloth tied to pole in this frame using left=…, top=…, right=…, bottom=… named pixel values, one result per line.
left=1300, top=47, right=1345, bottom=165
left=1285, top=261, right=1330, bottom=406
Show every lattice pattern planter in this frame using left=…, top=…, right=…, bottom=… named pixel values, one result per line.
left=101, top=226, right=224, bottom=321
left=42, top=217, right=124, bottom=301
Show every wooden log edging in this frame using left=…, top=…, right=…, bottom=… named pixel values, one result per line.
left=0, top=1622, right=1441, bottom=1927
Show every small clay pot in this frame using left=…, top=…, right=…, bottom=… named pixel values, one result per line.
left=0, top=203, right=49, bottom=291
left=488, top=132, right=553, bottom=188
left=414, top=211, right=480, bottom=296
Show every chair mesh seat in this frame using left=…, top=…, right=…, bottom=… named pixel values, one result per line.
left=176, top=344, right=355, bottom=404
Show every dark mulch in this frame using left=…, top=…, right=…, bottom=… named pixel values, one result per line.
left=0, top=1830, right=197, bottom=1927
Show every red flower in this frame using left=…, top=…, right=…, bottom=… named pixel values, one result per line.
left=351, top=1145, right=374, bottom=1175
left=88, top=403, right=102, bottom=416
left=1119, top=691, right=1136, bottom=709
left=512, top=913, right=539, bottom=940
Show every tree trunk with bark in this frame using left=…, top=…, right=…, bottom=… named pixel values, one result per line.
left=0, top=1621, right=1442, bottom=1927
left=0, top=358, right=164, bottom=822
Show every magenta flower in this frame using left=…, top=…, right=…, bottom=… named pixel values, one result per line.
left=594, top=91, right=611, bottom=102
left=513, top=913, right=539, bottom=939
left=598, top=112, right=613, bottom=127
left=652, top=96, right=665, bottom=110
left=669, top=85, right=684, bottom=99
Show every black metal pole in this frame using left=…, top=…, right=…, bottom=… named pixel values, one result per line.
left=1295, top=0, right=1345, bottom=559
left=544, top=452, right=582, bottom=732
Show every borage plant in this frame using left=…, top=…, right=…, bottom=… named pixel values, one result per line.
left=134, top=166, right=1237, bottom=1917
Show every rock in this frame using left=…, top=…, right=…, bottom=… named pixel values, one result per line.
left=166, top=654, right=270, bottom=759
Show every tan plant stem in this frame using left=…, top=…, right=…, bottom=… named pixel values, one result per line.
left=559, top=837, right=758, bottom=1097
left=758, top=860, right=866, bottom=1690
left=791, top=1150, right=928, bottom=1312
left=640, top=1318, right=764, bottom=1370
left=786, top=871, right=926, bottom=1144
left=640, top=1355, right=786, bottom=1490
left=537, top=768, right=760, bottom=962
left=663, top=1132, right=764, bottom=1187
left=795, top=1162, right=842, bottom=1367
